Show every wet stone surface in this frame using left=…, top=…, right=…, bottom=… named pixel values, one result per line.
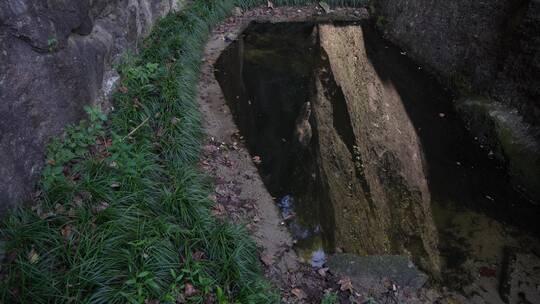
left=328, top=254, right=429, bottom=301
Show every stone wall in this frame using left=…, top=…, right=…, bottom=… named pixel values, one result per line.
left=374, top=0, right=540, bottom=127
left=0, top=0, right=181, bottom=212
left=374, top=0, right=540, bottom=203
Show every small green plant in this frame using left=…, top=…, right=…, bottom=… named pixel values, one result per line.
left=365, top=298, right=378, bottom=304
left=41, top=106, right=107, bottom=191
left=122, top=271, right=161, bottom=303
left=368, top=0, right=377, bottom=14
left=321, top=291, right=338, bottom=304
left=376, top=15, right=387, bottom=28
left=216, top=286, right=229, bottom=304
left=47, top=37, right=58, bottom=52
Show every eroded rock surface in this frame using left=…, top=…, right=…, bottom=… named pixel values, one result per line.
left=374, top=1, right=540, bottom=202
left=500, top=249, right=540, bottom=304
left=314, top=24, right=440, bottom=275
left=0, top=0, right=181, bottom=211
left=456, top=98, right=540, bottom=203
left=374, top=0, right=540, bottom=127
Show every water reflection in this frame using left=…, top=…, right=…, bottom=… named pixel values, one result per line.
left=215, top=21, right=540, bottom=302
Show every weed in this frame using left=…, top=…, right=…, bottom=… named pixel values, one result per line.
left=321, top=291, right=338, bottom=304
left=376, top=15, right=387, bottom=28
left=47, top=38, right=58, bottom=52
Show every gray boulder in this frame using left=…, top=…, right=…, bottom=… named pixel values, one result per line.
left=0, top=0, right=181, bottom=212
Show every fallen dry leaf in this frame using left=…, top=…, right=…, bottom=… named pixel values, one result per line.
left=61, top=224, right=73, bottom=239
left=283, top=213, right=296, bottom=221
left=291, top=288, right=307, bottom=299
left=338, top=277, right=353, bottom=292
left=171, top=117, right=180, bottom=125
left=192, top=251, right=205, bottom=261
left=318, top=267, right=329, bottom=277
left=109, top=161, right=118, bottom=169
left=55, top=203, right=66, bottom=214
left=232, top=7, right=243, bottom=17
left=133, top=97, right=143, bottom=108
left=27, top=248, right=39, bottom=264
left=252, top=156, right=262, bottom=165
left=39, top=211, right=54, bottom=220
left=260, top=253, right=273, bottom=266
left=72, top=196, right=83, bottom=207
left=95, top=201, right=110, bottom=213
left=184, top=283, right=198, bottom=297
left=211, top=203, right=226, bottom=216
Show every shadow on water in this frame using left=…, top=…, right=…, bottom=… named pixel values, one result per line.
left=358, top=23, right=540, bottom=287
left=215, top=21, right=540, bottom=292
left=359, top=23, right=539, bottom=230
left=215, top=22, right=334, bottom=266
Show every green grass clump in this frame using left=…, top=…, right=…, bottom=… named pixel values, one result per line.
left=0, top=0, right=366, bottom=303
left=321, top=291, right=338, bottom=304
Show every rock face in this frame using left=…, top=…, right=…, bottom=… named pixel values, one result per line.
left=374, top=0, right=540, bottom=204
left=456, top=98, right=540, bottom=203
left=374, top=0, right=540, bottom=126
left=500, top=249, right=540, bottom=304
left=0, top=0, right=181, bottom=212
left=315, top=24, right=440, bottom=275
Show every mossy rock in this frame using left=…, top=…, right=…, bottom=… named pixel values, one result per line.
left=456, top=98, right=540, bottom=202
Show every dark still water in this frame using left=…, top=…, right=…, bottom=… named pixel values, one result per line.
left=215, top=21, right=540, bottom=302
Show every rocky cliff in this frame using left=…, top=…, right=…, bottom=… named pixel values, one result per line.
left=0, top=0, right=181, bottom=212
